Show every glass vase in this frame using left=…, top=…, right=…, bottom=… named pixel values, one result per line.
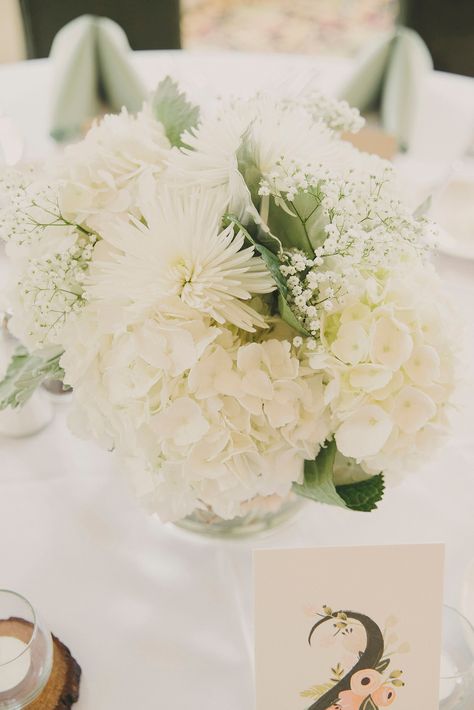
left=175, top=493, right=304, bottom=539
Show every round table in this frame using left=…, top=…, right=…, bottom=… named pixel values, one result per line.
left=0, top=51, right=474, bottom=709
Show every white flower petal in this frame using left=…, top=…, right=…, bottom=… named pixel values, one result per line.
left=370, top=316, right=413, bottom=370
left=154, top=397, right=209, bottom=446
left=331, top=322, right=368, bottom=365
left=349, top=364, right=393, bottom=392
left=335, top=404, right=393, bottom=459
left=404, top=345, right=440, bottom=385
left=392, top=386, right=436, bottom=433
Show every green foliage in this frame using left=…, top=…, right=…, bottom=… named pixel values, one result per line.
left=293, top=440, right=348, bottom=508
left=151, top=76, right=200, bottom=148
left=278, top=294, right=310, bottom=336
left=293, top=441, right=385, bottom=512
left=223, top=213, right=287, bottom=294
left=236, top=129, right=262, bottom=208
left=223, top=214, right=313, bottom=336
left=0, top=346, right=64, bottom=409
left=360, top=697, right=378, bottom=710
left=266, top=187, right=327, bottom=254
left=336, top=474, right=385, bottom=512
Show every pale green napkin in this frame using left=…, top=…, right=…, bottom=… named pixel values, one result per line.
left=339, top=27, right=433, bottom=151
left=50, top=15, right=147, bottom=142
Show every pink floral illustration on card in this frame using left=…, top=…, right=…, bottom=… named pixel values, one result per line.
left=300, top=606, right=408, bottom=710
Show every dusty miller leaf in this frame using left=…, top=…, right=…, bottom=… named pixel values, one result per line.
left=151, top=76, right=200, bottom=148
left=0, top=346, right=64, bottom=409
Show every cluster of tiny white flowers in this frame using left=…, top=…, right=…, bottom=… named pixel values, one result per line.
left=0, top=166, right=41, bottom=247
left=280, top=249, right=339, bottom=336
left=0, top=170, right=96, bottom=345
left=286, top=90, right=365, bottom=134
left=10, top=232, right=96, bottom=346
left=263, top=147, right=439, bottom=337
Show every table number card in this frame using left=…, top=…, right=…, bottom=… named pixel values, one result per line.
left=255, top=544, right=444, bottom=710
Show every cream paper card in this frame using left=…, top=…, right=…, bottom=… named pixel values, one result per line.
left=255, top=544, right=444, bottom=710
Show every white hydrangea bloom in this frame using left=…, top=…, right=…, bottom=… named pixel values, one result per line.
left=306, top=262, right=458, bottom=478
left=61, top=310, right=331, bottom=521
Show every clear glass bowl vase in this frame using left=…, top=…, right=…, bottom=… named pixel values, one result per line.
left=175, top=493, right=304, bottom=539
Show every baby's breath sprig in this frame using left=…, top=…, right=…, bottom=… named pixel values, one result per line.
left=0, top=169, right=98, bottom=345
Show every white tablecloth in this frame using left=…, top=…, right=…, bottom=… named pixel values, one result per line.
left=0, top=51, right=474, bottom=709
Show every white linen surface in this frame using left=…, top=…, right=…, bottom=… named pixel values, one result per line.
left=0, top=52, right=473, bottom=709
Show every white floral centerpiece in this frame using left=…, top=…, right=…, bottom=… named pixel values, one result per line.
left=0, top=79, right=458, bottom=525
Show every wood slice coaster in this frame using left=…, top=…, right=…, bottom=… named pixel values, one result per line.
left=0, top=618, right=81, bottom=709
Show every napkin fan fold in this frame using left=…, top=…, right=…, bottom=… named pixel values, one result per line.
left=339, top=27, right=433, bottom=151
left=50, top=15, right=147, bottom=142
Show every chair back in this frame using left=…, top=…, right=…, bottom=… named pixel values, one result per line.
left=20, top=0, right=181, bottom=58
left=398, top=0, right=474, bottom=76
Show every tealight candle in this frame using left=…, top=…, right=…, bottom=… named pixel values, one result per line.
left=0, top=637, right=31, bottom=693
left=0, top=590, right=53, bottom=707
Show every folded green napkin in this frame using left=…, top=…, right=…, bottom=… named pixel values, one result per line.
left=339, top=27, right=433, bottom=151
left=50, top=15, right=147, bottom=142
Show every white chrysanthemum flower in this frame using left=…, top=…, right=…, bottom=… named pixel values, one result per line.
left=57, top=105, right=171, bottom=221
left=247, top=96, right=341, bottom=178
left=167, top=105, right=259, bottom=223
left=307, top=261, right=458, bottom=478
left=168, top=95, right=344, bottom=222
left=87, top=187, right=276, bottom=332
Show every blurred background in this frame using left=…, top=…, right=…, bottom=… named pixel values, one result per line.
left=0, top=0, right=472, bottom=76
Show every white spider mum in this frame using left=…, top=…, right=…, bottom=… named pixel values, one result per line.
left=168, top=107, right=256, bottom=220
left=87, top=187, right=276, bottom=331
left=168, top=95, right=345, bottom=223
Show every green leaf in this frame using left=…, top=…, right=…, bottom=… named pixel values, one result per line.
left=278, top=294, right=310, bottom=336
left=360, top=697, right=378, bottom=710
left=255, top=225, right=282, bottom=255
left=224, top=214, right=311, bottom=337
left=266, top=188, right=327, bottom=253
left=151, top=76, right=200, bottom=148
left=376, top=658, right=391, bottom=673
left=223, top=214, right=288, bottom=296
left=336, top=474, right=385, bottom=512
left=293, top=440, right=348, bottom=509
left=0, top=346, right=64, bottom=409
left=236, top=128, right=262, bottom=208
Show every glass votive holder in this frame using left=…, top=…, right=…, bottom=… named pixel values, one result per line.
left=0, top=590, right=53, bottom=709
left=439, top=605, right=474, bottom=709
